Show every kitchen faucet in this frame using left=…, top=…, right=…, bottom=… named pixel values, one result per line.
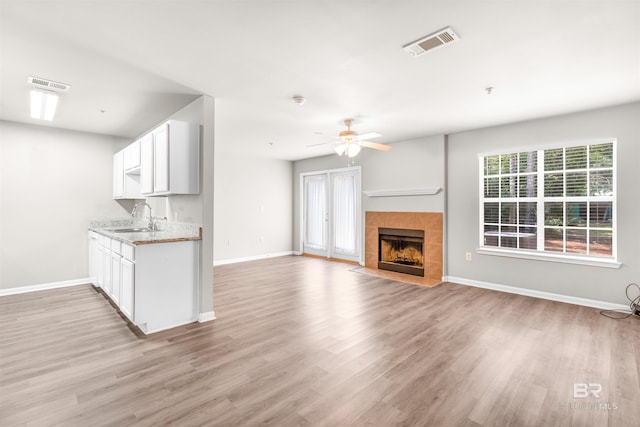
left=130, top=202, right=155, bottom=230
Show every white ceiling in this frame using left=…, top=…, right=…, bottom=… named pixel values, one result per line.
left=1, top=1, right=639, bottom=160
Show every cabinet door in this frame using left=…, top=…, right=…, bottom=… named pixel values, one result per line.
left=111, top=252, right=121, bottom=305
left=103, top=248, right=112, bottom=296
left=140, top=133, right=154, bottom=195
left=124, top=140, right=141, bottom=171
left=96, top=244, right=104, bottom=288
left=121, top=258, right=135, bottom=321
left=113, top=151, right=124, bottom=199
left=153, top=124, right=170, bottom=194
left=88, top=236, right=98, bottom=285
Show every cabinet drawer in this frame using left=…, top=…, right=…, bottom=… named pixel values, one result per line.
left=111, top=239, right=122, bottom=255
left=121, top=243, right=135, bottom=261
left=89, top=231, right=99, bottom=240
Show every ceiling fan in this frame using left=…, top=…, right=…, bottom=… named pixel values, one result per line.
left=308, top=119, right=391, bottom=157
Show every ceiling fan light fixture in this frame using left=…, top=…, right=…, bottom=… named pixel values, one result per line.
left=335, top=144, right=346, bottom=156
left=347, top=143, right=361, bottom=157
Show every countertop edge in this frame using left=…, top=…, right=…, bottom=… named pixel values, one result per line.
left=90, top=227, right=202, bottom=245
left=132, top=236, right=201, bottom=245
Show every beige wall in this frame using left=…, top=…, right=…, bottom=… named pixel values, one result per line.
left=213, top=151, right=293, bottom=262
left=447, top=101, right=640, bottom=305
left=0, top=121, right=128, bottom=290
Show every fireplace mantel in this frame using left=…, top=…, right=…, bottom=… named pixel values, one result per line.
left=363, top=188, right=441, bottom=197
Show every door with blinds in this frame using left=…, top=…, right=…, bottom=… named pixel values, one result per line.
left=302, top=168, right=361, bottom=262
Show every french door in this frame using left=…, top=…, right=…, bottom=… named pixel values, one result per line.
left=302, top=168, right=361, bottom=262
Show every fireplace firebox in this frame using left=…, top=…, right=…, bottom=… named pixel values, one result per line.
left=378, top=227, right=425, bottom=277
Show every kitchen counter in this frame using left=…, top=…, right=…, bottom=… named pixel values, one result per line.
left=89, top=219, right=201, bottom=245
left=88, top=218, right=201, bottom=334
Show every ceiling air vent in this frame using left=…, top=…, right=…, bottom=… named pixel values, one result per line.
left=403, top=27, right=460, bottom=57
left=27, top=76, right=71, bottom=93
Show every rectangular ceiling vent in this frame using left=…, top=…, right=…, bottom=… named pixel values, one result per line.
left=27, top=76, right=71, bottom=93
left=403, top=27, right=460, bottom=57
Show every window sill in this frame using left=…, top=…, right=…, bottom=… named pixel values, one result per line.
left=476, top=247, right=621, bottom=269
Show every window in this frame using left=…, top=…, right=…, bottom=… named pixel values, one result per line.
left=479, top=140, right=616, bottom=265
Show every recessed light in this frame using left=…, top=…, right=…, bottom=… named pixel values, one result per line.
left=30, top=90, right=59, bottom=121
left=27, top=76, right=69, bottom=121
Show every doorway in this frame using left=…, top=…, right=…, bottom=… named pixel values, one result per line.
left=302, top=167, right=361, bottom=263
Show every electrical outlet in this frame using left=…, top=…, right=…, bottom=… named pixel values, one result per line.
left=227, top=240, right=232, bottom=247
left=260, top=236, right=264, bottom=243
left=465, top=252, right=472, bottom=261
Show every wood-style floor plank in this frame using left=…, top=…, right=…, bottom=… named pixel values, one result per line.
left=1, top=255, right=639, bottom=426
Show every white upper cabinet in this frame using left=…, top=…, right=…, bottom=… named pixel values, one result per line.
left=113, top=150, right=124, bottom=199
left=140, top=133, right=154, bottom=195
left=123, top=140, right=141, bottom=171
left=153, top=123, right=170, bottom=194
left=114, top=144, right=143, bottom=200
left=116, top=119, right=199, bottom=199
left=141, top=120, right=200, bottom=196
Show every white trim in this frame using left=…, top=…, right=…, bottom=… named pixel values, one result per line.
left=444, top=276, right=629, bottom=311
left=213, top=251, right=294, bottom=266
left=479, top=139, right=617, bottom=263
left=300, top=166, right=363, bottom=264
left=198, top=311, right=216, bottom=322
left=477, top=247, right=621, bottom=269
left=0, top=278, right=91, bottom=297
left=363, top=188, right=441, bottom=197
left=300, top=166, right=361, bottom=177
left=477, top=137, right=616, bottom=158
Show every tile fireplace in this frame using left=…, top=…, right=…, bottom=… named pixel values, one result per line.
left=365, top=211, right=443, bottom=286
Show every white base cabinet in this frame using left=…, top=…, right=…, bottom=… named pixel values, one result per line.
left=110, top=250, right=121, bottom=305
left=120, top=258, right=135, bottom=321
left=88, top=231, right=198, bottom=334
left=134, top=241, right=199, bottom=333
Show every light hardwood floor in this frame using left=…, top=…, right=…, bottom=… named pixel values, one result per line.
left=1, top=255, right=639, bottom=426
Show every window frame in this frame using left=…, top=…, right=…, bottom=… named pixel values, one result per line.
left=477, top=138, right=620, bottom=269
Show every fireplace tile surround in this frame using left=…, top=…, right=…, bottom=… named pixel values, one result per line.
left=365, top=211, right=443, bottom=287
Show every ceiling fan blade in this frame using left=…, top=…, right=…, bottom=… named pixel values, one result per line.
left=358, top=132, right=382, bottom=140
left=306, top=142, right=332, bottom=147
left=360, top=140, right=391, bottom=152
left=314, top=131, right=339, bottom=138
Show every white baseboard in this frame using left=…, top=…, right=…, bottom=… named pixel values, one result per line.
left=444, top=276, right=629, bottom=311
left=198, top=311, right=216, bottom=323
left=213, top=251, right=294, bottom=266
left=292, top=251, right=302, bottom=256
left=0, top=278, right=91, bottom=297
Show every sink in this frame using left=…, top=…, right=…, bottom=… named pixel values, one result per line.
left=110, top=227, right=154, bottom=233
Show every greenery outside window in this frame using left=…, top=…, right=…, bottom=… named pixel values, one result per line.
left=479, top=139, right=617, bottom=266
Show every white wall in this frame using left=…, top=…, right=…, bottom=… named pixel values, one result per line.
left=447, top=102, right=640, bottom=305
left=292, top=135, right=446, bottom=254
left=213, top=151, right=293, bottom=262
left=0, top=121, right=128, bottom=290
